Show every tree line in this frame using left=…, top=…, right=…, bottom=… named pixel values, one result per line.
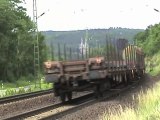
left=43, top=28, right=143, bottom=48
left=0, top=0, right=47, bottom=82
left=134, top=23, right=160, bottom=56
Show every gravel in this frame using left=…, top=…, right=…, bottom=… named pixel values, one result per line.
left=0, top=93, right=56, bottom=119
left=59, top=74, right=159, bottom=120
left=0, top=74, right=158, bottom=120
left=0, top=90, right=92, bottom=119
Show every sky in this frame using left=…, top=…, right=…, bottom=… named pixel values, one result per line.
left=23, top=0, right=160, bottom=31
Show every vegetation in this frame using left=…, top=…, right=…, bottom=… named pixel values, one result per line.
left=102, top=81, right=160, bottom=120
left=0, top=0, right=47, bottom=82
left=43, top=28, right=142, bottom=61
left=43, top=28, right=143, bottom=48
left=134, top=22, right=160, bottom=75
left=135, top=23, right=160, bottom=56
left=0, top=78, right=53, bottom=97
left=145, top=52, right=160, bottom=76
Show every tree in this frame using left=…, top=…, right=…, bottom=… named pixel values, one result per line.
left=0, top=0, right=47, bottom=82
left=134, top=24, right=160, bottom=56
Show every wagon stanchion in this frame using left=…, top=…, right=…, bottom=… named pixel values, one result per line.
left=110, top=39, right=113, bottom=72
left=88, top=47, right=90, bottom=58
left=125, top=43, right=129, bottom=70
left=105, top=38, right=107, bottom=59
left=124, top=42, right=128, bottom=84
left=114, top=39, right=117, bottom=72
left=129, top=45, right=131, bottom=69
left=107, top=33, right=112, bottom=71
left=130, top=45, right=134, bottom=79
left=131, top=45, right=134, bottom=68
left=129, top=45, right=133, bottom=83
left=69, top=47, right=72, bottom=60
left=106, top=37, right=109, bottom=70
left=81, top=47, right=84, bottom=60
left=85, top=46, right=88, bottom=59
left=118, top=40, right=121, bottom=71
left=77, top=48, right=80, bottom=60
left=117, top=39, right=120, bottom=82
left=133, top=45, right=136, bottom=68
left=90, top=48, right=93, bottom=58
left=114, top=39, right=118, bottom=72
left=64, top=44, right=67, bottom=61
left=114, top=39, right=119, bottom=82
left=98, top=43, right=100, bottom=56
left=122, top=40, right=126, bottom=71
left=50, top=42, right=54, bottom=61
left=58, top=43, right=61, bottom=61
left=120, top=40, right=124, bottom=83
left=132, top=45, right=136, bottom=80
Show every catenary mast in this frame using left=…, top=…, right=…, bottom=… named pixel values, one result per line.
left=33, top=0, right=40, bottom=88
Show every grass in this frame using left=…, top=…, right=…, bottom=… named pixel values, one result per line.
left=0, top=77, right=53, bottom=97
left=101, top=82, right=160, bottom=120
left=145, top=53, right=160, bottom=76
left=0, top=80, right=34, bottom=89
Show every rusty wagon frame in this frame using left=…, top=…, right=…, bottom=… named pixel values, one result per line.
left=44, top=38, right=145, bottom=102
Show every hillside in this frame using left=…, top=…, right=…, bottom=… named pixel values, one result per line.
left=42, top=28, right=143, bottom=48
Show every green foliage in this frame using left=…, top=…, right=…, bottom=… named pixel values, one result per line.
left=135, top=24, right=160, bottom=56
left=18, top=87, right=25, bottom=94
left=43, top=28, right=142, bottom=61
left=135, top=23, right=160, bottom=75
left=0, top=0, right=47, bottom=82
left=145, top=52, right=160, bottom=76
left=89, top=44, right=115, bottom=58
left=43, top=28, right=142, bottom=50
left=0, top=82, right=53, bottom=97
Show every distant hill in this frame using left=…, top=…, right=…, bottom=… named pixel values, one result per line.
left=42, top=28, right=143, bottom=48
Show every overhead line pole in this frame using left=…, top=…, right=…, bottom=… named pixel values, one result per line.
left=33, top=0, right=40, bottom=88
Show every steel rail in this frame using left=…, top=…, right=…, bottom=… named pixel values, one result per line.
left=4, top=93, right=94, bottom=120
left=5, top=79, right=140, bottom=120
left=0, top=88, right=53, bottom=104
left=40, top=83, right=136, bottom=120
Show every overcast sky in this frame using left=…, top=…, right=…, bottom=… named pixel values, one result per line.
left=23, top=0, right=160, bottom=31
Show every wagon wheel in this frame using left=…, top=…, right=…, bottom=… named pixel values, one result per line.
left=123, top=73, right=128, bottom=86
left=60, top=93, right=66, bottom=103
left=94, top=83, right=103, bottom=98
left=67, top=92, right=72, bottom=101
left=104, top=78, right=111, bottom=90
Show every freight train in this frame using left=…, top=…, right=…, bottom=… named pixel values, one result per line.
left=44, top=39, right=145, bottom=102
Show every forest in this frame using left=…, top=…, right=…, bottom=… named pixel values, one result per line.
left=42, top=28, right=143, bottom=60
left=42, top=28, right=143, bottom=47
left=0, top=0, right=47, bottom=82
left=135, top=24, right=160, bottom=56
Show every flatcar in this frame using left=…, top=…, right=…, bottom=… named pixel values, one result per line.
left=44, top=39, right=145, bottom=102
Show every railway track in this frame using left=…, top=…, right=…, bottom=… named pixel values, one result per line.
left=4, top=79, right=140, bottom=120
left=4, top=92, right=93, bottom=120
left=0, top=89, right=53, bottom=104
